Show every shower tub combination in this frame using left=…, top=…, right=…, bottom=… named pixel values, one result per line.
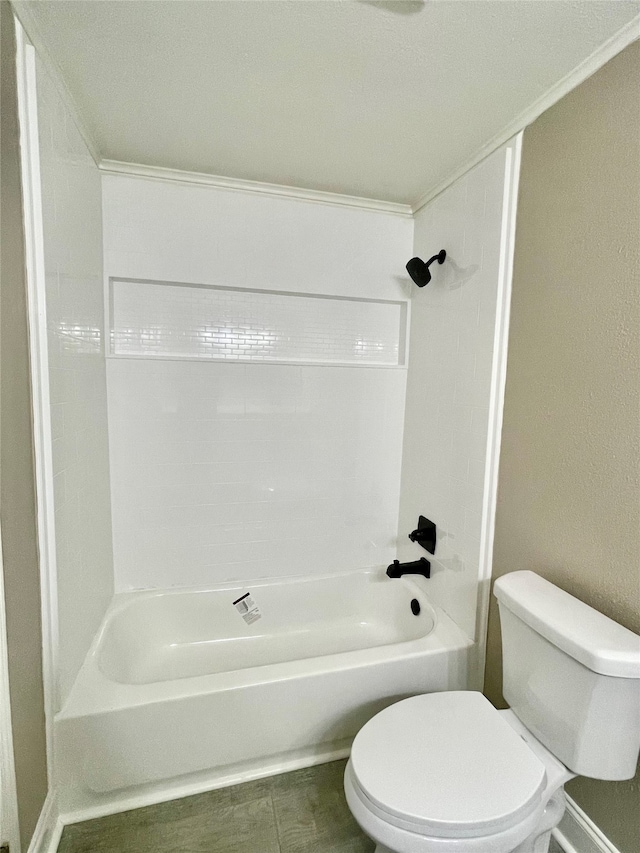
left=56, top=568, right=472, bottom=815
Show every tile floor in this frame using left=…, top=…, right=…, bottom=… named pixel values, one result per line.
left=57, top=759, right=375, bottom=853
left=55, top=758, right=569, bottom=853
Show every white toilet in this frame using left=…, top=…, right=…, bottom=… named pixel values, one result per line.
left=344, top=571, right=640, bottom=853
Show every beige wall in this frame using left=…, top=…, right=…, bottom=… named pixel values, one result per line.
left=484, top=41, right=640, bottom=853
left=0, top=2, right=49, bottom=846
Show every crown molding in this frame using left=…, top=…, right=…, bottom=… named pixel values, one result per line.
left=98, top=160, right=413, bottom=217
left=11, top=0, right=639, bottom=219
left=10, top=0, right=101, bottom=166
left=9, top=3, right=410, bottom=219
left=411, top=12, right=640, bottom=213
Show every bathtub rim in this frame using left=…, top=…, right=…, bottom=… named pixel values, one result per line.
left=95, top=564, right=437, bottom=627
left=95, top=566, right=439, bottom=686
left=58, top=567, right=472, bottom=721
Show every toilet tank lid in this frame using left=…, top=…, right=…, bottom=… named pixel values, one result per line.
left=494, top=572, right=640, bottom=679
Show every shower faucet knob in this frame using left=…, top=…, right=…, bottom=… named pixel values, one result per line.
left=408, top=516, right=436, bottom=555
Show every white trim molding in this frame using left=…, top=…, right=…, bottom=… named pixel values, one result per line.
left=99, top=159, right=413, bottom=217
left=26, top=792, right=63, bottom=853
left=412, top=13, right=640, bottom=212
left=10, top=1, right=100, bottom=166
left=472, top=132, right=522, bottom=690
left=14, top=16, right=60, bottom=775
left=553, top=794, right=624, bottom=853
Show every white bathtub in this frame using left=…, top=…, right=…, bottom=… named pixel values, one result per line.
left=56, top=568, right=472, bottom=817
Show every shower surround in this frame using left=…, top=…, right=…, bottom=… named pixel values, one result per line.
left=33, top=53, right=519, bottom=822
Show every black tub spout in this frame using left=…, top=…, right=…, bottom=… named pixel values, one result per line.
left=386, top=558, right=431, bottom=579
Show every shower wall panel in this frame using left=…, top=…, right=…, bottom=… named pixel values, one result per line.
left=107, top=358, right=405, bottom=589
left=36, top=58, right=114, bottom=705
left=102, top=176, right=412, bottom=590
left=398, top=143, right=515, bottom=642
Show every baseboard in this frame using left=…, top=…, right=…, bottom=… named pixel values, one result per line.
left=26, top=791, right=63, bottom=853
left=552, top=794, right=622, bottom=853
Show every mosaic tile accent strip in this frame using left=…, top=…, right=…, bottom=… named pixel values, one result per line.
left=110, top=280, right=405, bottom=365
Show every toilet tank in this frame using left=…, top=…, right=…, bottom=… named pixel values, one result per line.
left=494, top=571, right=640, bottom=780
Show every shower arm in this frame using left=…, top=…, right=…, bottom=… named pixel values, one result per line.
left=424, top=252, right=445, bottom=270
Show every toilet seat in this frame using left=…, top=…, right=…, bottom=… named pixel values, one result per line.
left=349, top=691, right=547, bottom=840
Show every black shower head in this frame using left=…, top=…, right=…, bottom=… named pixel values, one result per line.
left=406, top=249, right=446, bottom=287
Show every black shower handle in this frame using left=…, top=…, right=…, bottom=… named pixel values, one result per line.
left=408, top=516, right=436, bottom=555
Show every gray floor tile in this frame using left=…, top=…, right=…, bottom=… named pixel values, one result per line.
left=271, top=760, right=374, bottom=853
left=57, top=760, right=373, bottom=853
left=328, top=842, right=377, bottom=853
left=57, top=790, right=279, bottom=853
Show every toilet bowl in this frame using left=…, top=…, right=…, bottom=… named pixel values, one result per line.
left=344, top=691, right=571, bottom=853
left=344, top=572, right=640, bottom=853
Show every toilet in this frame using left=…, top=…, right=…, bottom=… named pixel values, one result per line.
left=344, top=571, right=640, bottom=853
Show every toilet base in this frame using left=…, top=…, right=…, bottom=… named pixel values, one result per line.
left=510, top=788, right=566, bottom=853
left=374, top=837, right=553, bottom=853
left=369, top=790, right=564, bottom=853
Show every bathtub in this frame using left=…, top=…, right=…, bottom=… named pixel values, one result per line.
left=56, top=568, right=472, bottom=816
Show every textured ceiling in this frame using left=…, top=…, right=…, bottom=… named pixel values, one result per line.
left=22, top=0, right=640, bottom=203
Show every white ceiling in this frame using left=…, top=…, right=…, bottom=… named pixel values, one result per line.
left=21, top=0, right=640, bottom=204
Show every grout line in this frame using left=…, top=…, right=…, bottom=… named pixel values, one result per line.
left=269, top=789, right=283, bottom=853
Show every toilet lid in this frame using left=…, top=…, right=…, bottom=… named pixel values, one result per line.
left=350, top=691, right=547, bottom=838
